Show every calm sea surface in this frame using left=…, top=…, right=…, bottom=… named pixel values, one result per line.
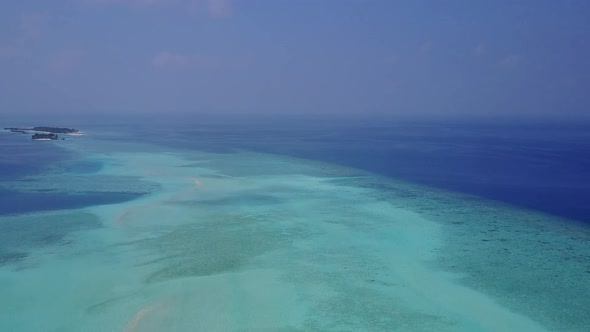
left=3, top=119, right=589, bottom=223
left=118, top=119, right=590, bottom=224
left=0, top=130, right=144, bottom=215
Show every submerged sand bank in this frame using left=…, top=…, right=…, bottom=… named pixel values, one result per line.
left=1, top=136, right=570, bottom=331
left=86, top=144, right=548, bottom=331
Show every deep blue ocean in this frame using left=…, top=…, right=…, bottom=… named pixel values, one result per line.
left=131, top=118, right=590, bottom=224
left=0, top=131, right=143, bottom=215
left=2, top=118, right=590, bottom=223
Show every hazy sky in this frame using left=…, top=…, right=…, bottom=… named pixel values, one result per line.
left=1, top=0, right=589, bottom=120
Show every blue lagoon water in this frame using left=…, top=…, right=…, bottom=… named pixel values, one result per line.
left=1, top=118, right=589, bottom=331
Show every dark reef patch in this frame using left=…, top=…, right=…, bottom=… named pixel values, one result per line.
left=130, top=213, right=314, bottom=284
left=0, top=252, right=28, bottom=266
left=0, top=189, right=145, bottom=216
left=0, top=211, right=102, bottom=266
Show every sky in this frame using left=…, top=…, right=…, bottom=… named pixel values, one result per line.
left=0, top=0, right=589, bottom=121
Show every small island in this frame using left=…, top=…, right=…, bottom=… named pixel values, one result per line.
left=5, top=128, right=28, bottom=134
left=4, top=126, right=81, bottom=141
left=4, top=126, right=79, bottom=134
left=31, top=127, right=79, bottom=134
left=32, top=133, right=60, bottom=140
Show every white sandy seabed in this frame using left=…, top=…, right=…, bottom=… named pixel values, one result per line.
left=1, top=136, right=589, bottom=332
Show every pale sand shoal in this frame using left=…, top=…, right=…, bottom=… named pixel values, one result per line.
left=86, top=148, right=547, bottom=331
left=0, top=139, right=550, bottom=331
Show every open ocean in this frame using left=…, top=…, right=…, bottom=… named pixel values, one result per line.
left=1, top=116, right=589, bottom=331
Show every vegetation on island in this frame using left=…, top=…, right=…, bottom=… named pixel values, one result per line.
left=4, top=126, right=78, bottom=134
left=4, top=126, right=78, bottom=140
left=32, top=133, right=59, bottom=140
left=31, top=127, right=79, bottom=134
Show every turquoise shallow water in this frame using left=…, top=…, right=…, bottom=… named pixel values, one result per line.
left=1, top=128, right=589, bottom=331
